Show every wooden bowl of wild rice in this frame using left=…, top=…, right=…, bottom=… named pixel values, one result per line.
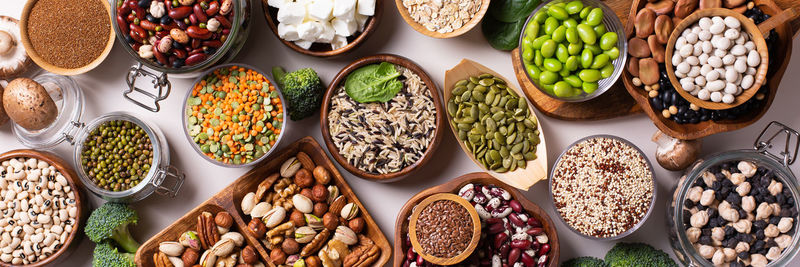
left=320, top=54, right=445, bottom=182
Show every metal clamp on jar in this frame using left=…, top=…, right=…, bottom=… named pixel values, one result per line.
left=11, top=73, right=185, bottom=203
left=668, top=121, right=800, bottom=266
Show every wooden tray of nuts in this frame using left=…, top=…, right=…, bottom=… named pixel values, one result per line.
left=394, top=172, right=559, bottom=267
left=135, top=137, right=391, bottom=267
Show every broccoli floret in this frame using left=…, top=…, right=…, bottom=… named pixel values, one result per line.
left=272, top=67, right=325, bottom=121
left=93, top=242, right=135, bottom=267
left=604, top=242, right=677, bottom=267
left=85, top=202, right=140, bottom=253
left=562, top=256, right=608, bottom=267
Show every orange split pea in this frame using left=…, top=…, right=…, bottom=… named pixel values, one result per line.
left=185, top=65, right=284, bottom=165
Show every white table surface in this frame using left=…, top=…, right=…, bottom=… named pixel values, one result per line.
left=3, top=0, right=800, bottom=266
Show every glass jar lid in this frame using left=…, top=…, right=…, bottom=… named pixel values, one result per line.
left=12, top=73, right=85, bottom=149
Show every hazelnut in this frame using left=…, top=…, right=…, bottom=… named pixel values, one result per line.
left=241, top=246, right=258, bottom=264
left=323, top=213, right=338, bottom=231
left=306, top=256, right=322, bottom=267
left=348, top=218, right=366, bottom=234
left=300, top=188, right=314, bottom=200
left=282, top=238, right=300, bottom=255
left=270, top=248, right=287, bottom=265
left=294, top=169, right=314, bottom=188
left=313, top=203, right=328, bottom=217
left=181, top=248, right=200, bottom=265
left=313, top=166, right=331, bottom=185
left=290, top=210, right=306, bottom=227
left=215, top=212, right=233, bottom=229
left=248, top=218, right=267, bottom=238
left=311, top=184, right=328, bottom=203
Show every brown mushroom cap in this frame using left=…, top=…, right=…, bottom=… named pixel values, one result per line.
left=0, top=16, right=31, bottom=79
left=652, top=130, right=702, bottom=171
left=0, top=83, right=8, bottom=127
left=3, top=77, right=58, bottom=131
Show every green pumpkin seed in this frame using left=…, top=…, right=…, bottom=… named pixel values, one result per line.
left=453, top=86, right=467, bottom=96
left=479, top=78, right=495, bottom=86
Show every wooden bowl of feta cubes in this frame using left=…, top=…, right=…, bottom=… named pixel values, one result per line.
left=261, top=0, right=382, bottom=57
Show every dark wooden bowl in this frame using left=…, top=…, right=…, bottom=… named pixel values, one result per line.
left=260, top=0, right=382, bottom=57
left=621, top=0, right=794, bottom=140
left=135, top=137, right=392, bottom=267
left=393, top=172, right=560, bottom=267
left=0, top=150, right=86, bottom=267
left=319, top=54, right=445, bottom=182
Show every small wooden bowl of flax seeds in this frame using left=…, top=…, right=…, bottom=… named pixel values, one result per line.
left=409, top=193, right=482, bottom=265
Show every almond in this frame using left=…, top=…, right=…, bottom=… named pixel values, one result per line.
left=297, top=152, right=315, bottom=171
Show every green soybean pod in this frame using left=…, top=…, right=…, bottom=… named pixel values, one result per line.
left=544, top=17, right=559, bottom=35
left=584, top=43, right=602, bottom=55
left=552, top=26, right=566, bottom=43
left=593, top=24, right=607, bottom=36
left=523, top=49, right=534, bottom=62
left=579, top=6, right=592, bottom=19
left=600, top=64, right=614, bottom=78
left=565, top=56, right=579, bottom=71
left=553, top=81, right=574, bottom=97
left=531, top=35, right=550, bottom=49
left=539, top=71, right=559, bottom=85
left=604, top=47, right=620, bottom=59
left=533, top=11, right=548, bottom=23
left=565, top=27, right=579, bottom=44
left=582, top=82, right=599, bottom=94
left=541, top=39, right=557, bottom=58
left=580, top=49, right=593, bottom=68
left=556, top=44, right=569, bottom=63
left=599, top=32, right=618, bottom=50
left=534, top=50, right=544, bottom=66
left=590, top=54, right=610, bottom=69
left=586, top=8, right=604, bottom=26
left=576, top=24, right=596, bottom=44
left=543, top=58, right=562, bottom=72
left=563, top=18, right=578, bottom=29
left=525, top=64, right=541, bottom=80
left=578, top=69, right=601, bottom=82
left=568, top=43, right=582, bottom=55
left=525, top=21, right=540, bottom=38
left=565, top=0, right=584, bottom=14
left=547, top=5, right=569, bottom=20
left=564, top=75, right=583, bottom=87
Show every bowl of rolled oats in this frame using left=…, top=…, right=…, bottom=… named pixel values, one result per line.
left=395, top=0, right=491, bottom=38
left=320, top=54, right=445, bottom=182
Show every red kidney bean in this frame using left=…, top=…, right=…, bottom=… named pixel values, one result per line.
left=132, top=43, right=142, bottom=52
left=402, top=261, right=410, bottom=267
left=527, top=217, right=541, bottom=227
left=172, top=48, right=187, bottom=58
left=117, top=5, right=131, bottom=16
left=511, top=239, right=531, bottom=249
left=169, top=6, right=192, bottom=19
left=214, top=15, right=231, bottom=28
left=117, top=15, right=129, bottom=33
left=206, top=1, right=219, bottom=16
left=509, top=200, right=522, bottom=212
left=194, top=4, right=208, bottom=22
left=188, top=48, right=204, bottom=56
left=222, top=28, right=230, bottom=35
left=155, top=30, right=170, bottom=39
left=153, top=45, right=168, bottom=65
left=129, top=29, right=145, bottom=43
left=538, top=244, right=550, bottom=256
left=526, top=227, right=543, bottom=236
left=140, top=20, right=158, bottom=31
left=189, top=14, right=198, bottom=25
left=488, top=222, right=505, bottom=234
left=133, top=7, right=146, bottom=20
left=521, top=252, right=535, bottom=267
left=185, top=53, right=207, bottom=66
left=485, top=218, right=502, bottom=224
left=130, top=24, right=147, bottom=39
left=126, top=13, right=136, bottom=22
left=191, top=38, right=201, bottom=49
left=127, top=0, right=138, bottom=10
left=416, top=254, right=424, bottom=266
left=406, top=247, right=415, bottom=260
left=499, top=244, right=510, bottom=258
left=509, top=248, right=521, bottom=264
left=493, top=232, right=508, bottom=248
left=186, top=26, right=212, bottom=39
left=508, top=213, right=525, bottom=227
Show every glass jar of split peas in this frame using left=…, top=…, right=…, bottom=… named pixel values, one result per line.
left=182, top=64, right=288, bottom=167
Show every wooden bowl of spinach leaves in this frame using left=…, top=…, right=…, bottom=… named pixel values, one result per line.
left=482, top=0, right=543, bottom=50
left=319, top=54, right=445, bottom=182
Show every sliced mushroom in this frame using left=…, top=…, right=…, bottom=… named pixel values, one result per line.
left=652, top=130, right=702, bottom=171
left=0, top=16, right=31, bottom=79
left=3, top=77, right=58, bottom=131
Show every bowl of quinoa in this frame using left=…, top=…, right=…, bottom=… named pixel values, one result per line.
left=549, top=135, right=656, bottom=240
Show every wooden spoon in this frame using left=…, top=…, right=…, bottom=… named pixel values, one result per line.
left=443, top=59, right=548, bottom=190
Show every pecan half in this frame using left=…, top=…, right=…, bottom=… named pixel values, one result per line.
left=302, top=229, right=330, bottom=257
left=343, top=236, right=379, bottom=267
left=255, top=173, right=279, bottom=201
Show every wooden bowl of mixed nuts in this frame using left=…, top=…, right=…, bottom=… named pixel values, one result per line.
left=319, top=54, right=445, bottom=182
left=394, top=0, right=491, bottom=38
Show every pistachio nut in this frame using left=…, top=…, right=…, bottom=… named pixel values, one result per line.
left=340, top=203, right=359, bottom=220
left=217, top=253, right=237, bottom=267
left=305, top=214, right=324, bottom=230
left=168, top=256, right=185, bottom=267
left=295, top=226, right=317, bottom=243
left=250, top=202, right=273, bottom=218
left=281, top=157, right=302, bottom=177
left=333, top=226, right=357, bottom=245
left=326, top=186, right=339, bottom=204
left=220, top=232, right=245, bottom=247
left=200, top=250, right=217, bottom=267
left=241, top=192, right=257, bottom=215
left=210, top=238, right=235, bottom=257
left=293, top=194, right=314, bottom=214
left=262, top=206, right=286, bottom=228
left=294, top=258, right=306, bottom=267
left=286, top=255, right=301, bottom=266
left=159, top=241, right=185, bottom=257
left=179, top=231, right=202, bottom=250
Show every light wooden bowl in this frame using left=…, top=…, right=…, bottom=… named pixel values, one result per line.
left=319, top=54, right=445, bottom=182
left=135, top=137, right=392, bottom=267
left=394, top=0, right=490, bottom=38
left=0, top=150, right=86, bottom=267
left=665, top=8, right=798, bottom=110
left=443, top=59, right=548, bottom=190
left=18, top=0, right=114, bottom=75
left=260, top=0, right=382, bottom=57
left=408, top=193, right=481, bottom=265
left=394, top=172, right=560, bottom=267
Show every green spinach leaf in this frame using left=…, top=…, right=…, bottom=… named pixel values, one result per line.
left=482, top=16, right=526, bottom=51
left=489, top=0, right=541, bottom=23
left=345, top=62, right=404, bottom=103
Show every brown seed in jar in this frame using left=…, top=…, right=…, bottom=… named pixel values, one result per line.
left=270, top=248, right=287, bottom=265
left=294, top=169, right=314, bottom=188
left=168, top=6, right=193, bottom=19
left=313, top=166, right=331, bottom=185
left=282, top=238, right=300, bottom=255
left=186, top=26, right=212, bottom=39
left=311, top=184, right=328, bottom=203
left=699, top=0, right=722, bottom=9
left=170, top=28, right=190, bottom=44
left=323, top=212, right=338, bottom=230
left=635, top=8, right=656, bottom=38
left=415, top=200, right=473, bottom=258
left=645, top=0, right=675, bottom=15
left=654, top=15, right=674, bottom=44
left=647, top=35, right=666, bottom=63
left=290, top=210, right=306, bottom=227
left=313, top=203, right=329, bottom=218
left=206, top=1, right=220, bottom=16
left=628, top=37, right=652, bottom=58
left=674, top=0, right=699, bottom=18
left=348, top=217, right=366, bottom=234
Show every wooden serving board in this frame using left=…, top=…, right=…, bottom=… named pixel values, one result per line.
left=511, top=0, right=800, bottom=121
left=134, top=137, right=392, bottom=267
left=393, top=172, right=560, bottom=267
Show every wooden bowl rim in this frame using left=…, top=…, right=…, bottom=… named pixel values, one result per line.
left=393, top=0, right=490, bottom=38
left=260, top=0, right=382, bottom=57
left=408, top=193, right=482, bottom=265
left=0, top=149, right=84, bottom=267
left=664, top=8, right=769, bottom=110
left=392, top=172, right=560, bottom=267
left=19, top=0, right=115, bottom=76
left=319, top=54, right=445, bottom=181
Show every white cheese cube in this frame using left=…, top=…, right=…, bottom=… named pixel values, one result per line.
left=308, top=0, right=334, bottom=21
left=331, top=35, right=348, bottom=50
left=335, top=9, right=354, bottom=22
left=294, top=40, right=314, bottom=49
left=356, top=0, right=374, bottom=16
left=317, top=21, right=336, bottom=43
left=332, top=0, right=356, bottom=17
left=268, top=0, right=290, bottom=9
left=297, top=21, right=324, bottom=42
left=331, top=17, right=357, bottom=36
left=354, top=13, right=368, bottom=32
left=277, top=2, right=306, bottom=25
left=277, top=23, right=300, bottom=41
